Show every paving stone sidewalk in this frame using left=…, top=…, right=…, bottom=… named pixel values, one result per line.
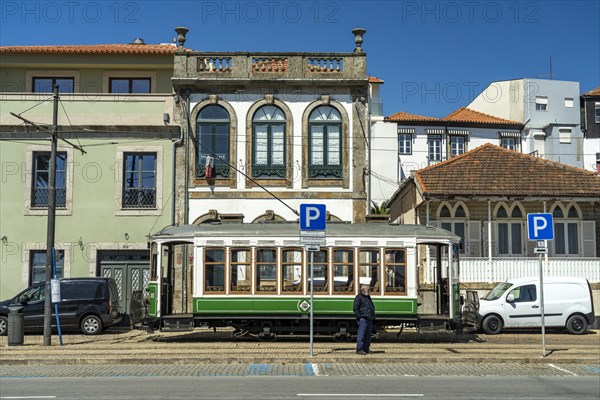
left=2, top=329, right=599, bottom=366
left=1, top=362, right=599, bottom=378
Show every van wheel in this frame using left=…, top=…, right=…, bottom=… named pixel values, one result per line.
left=81, top=315, right=103, bottom=335
left=566, top=315, right=587, bottom=335
left=482, top=315, right=503, bottom=335
left=0, top=316, right=7, bottom=336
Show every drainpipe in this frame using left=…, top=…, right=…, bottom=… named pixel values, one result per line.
left=183, top=93, right=192, bottom=313
left=365, top=96, right=372, bottom=216
left=172, top=123, right=184, bottom=226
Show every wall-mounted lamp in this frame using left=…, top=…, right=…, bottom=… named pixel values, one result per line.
left=78, top=237, right=84, bottom=251
left=124, top=233, right=129, bottom=240
left=163, top=113, right=170, bottom=125
left=1, top=236, right=7, bottom=244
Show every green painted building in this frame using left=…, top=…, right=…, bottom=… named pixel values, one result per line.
left=0, top=41, right=180, bottom=313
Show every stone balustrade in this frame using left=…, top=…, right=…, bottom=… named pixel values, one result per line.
left=174, top=51, right=366, bottom=82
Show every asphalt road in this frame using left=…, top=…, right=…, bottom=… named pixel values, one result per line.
left=1, top=376, right=599, bottom=400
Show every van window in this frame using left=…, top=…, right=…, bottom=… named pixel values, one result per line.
left=17, top=285, right=45, bottom=303
left=508, top=284, right=537, bottom=302
left=61, top=281, right=104, bottom=300
left=483, top=282, right=512, bottom=300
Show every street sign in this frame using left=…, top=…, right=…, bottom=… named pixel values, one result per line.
left=300, top=230, right=326, bottom=245
left=299, top=204, right=326, bottom=358
left=300, top=204, right=327, bottom=231
left=534, top=247, right=548, bottom=254
left=527, top=213, right=554, bottom=241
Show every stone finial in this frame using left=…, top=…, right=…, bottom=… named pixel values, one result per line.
left=352, top=28, right=366, bottom=53
left=175, top=27, right=189, bottom=48
left=264, top=94, right=274, bottom=104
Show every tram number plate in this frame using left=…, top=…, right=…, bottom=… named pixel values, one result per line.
left=305, top=244, right=320, bottom=252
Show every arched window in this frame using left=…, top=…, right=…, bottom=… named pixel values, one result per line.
left=308, top=106, right=342, bottom=178
left=196, top=105, right=230, bottom=178
left=252, top=105, right=286, bottom=178
left=438, top=203, right=467, bottom=254
left=495, top=203, right=523, bottom=256
left=553, top=204, right=580, bottom=256
left=439, top=205, right=451, bottom=218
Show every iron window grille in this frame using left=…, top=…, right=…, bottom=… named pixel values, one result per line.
left=196, top=105, right=230, bottom=178
left=308, top=106, right=343, bottom=178
left=32, top=151, right=67, bottom=208
left=122, top=153, right=157, bottom=208
left=252, top=106, right=286, bottom=178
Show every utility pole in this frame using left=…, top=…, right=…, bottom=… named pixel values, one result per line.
left=43, top=85, right=60, bottom=346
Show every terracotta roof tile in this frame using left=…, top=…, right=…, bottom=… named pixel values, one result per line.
left=368, top=76, right=384, bottom=83
left=582, top=86, right=600, bottom=97
left=414, top=144, right=600, bottom=198
left=385, top=111, right=440, bottom=122
left=0, top=44, right=181, bottom=55
left=442, top=107, right=521, bottom=125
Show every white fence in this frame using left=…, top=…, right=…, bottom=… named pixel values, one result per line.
left=458, top=258, right=600, bottom=283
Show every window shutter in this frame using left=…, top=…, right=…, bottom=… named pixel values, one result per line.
left=582, top=221, right=596, bottom=257
left=468, top=220, right=481, bottom=257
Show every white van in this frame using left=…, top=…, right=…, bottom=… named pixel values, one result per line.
left=477, top=277, right=595, bottom=335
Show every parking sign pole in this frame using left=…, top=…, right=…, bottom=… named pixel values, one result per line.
left=309, top=250, right=314, bottom=357
left=539, top=253, right=546, bottom=357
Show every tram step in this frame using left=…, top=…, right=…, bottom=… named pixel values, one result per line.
left=160, top=317, right=194, bottom=332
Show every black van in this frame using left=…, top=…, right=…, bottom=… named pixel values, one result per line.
left=0, top=277, right=121, bottom=336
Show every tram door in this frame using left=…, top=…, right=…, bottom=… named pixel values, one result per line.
left=434, top=244, right=450, bottom=315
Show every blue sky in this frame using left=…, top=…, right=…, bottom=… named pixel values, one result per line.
left=1, top=0, right=598, bottom=117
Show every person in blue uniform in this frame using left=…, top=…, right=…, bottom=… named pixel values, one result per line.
left=353, top=284, right=375, bottom=355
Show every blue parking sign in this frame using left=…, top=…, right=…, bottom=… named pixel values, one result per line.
left=527, top=213, right=554, bottom=241
left=300, top=204, right=326, bottom=231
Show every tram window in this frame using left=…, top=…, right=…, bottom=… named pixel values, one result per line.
left=204, top=248, right=225, bottom=293
left=230, top=249, right=251, bottom=294
left=359, top=249, right=380, bottom=294
left=384, top=249, right=406, bottom=295
left=333, top=249, right=354, bottom=294
left=308, top=250, right=329, bottom=293
left=282, top=249, right=303, bottom=293
left=256, top=249, right=277, bottom=293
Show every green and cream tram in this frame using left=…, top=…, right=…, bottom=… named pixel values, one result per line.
left=146, top=223, right=463, bottom=339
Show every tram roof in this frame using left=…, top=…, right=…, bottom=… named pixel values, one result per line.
left=151, top=223, right=460, bottom=243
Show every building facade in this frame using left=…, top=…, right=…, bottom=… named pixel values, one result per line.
left=468, top=78, right=585, bottom=169
left=171, top=28, right=370, bottom=226
left=0, top=42, right=179, bottom=309
left=388, top=144, right=600, bottom=283
left=370, top=107, right=523, bottom=207
left=581, top=86, right=600, bottom=173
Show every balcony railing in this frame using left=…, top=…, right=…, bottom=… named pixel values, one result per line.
left=174, top=52, right=366, bottom=82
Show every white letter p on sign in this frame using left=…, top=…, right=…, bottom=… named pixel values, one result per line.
left=532, top=216, right=547, bottom=237
left=305, top=206, right=320, bottom=229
